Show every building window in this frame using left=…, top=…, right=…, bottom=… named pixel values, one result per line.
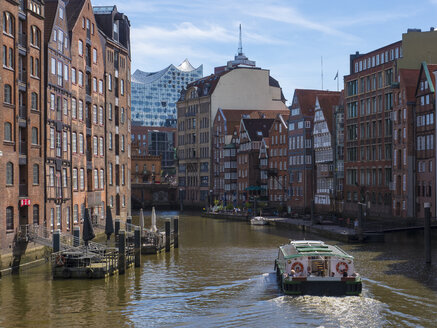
left=78, top=40, right=83, bottom=56
left=78, top=71, right=83, bottom=86
left=32, top=127, right=38, bottom=144
left=31, top=92, right=38, bottom=110
left=33, top=205, right=39, bottom=225
left=72, top=98, right=77, bottom=119
left=50, top=127, right=55, bottom=148
left=99, top=106, right=103, bottom=125
left=99, top=137, right=104, bottom=156
left=94, top=169, right=98, bottom=190
left=33, top=164, right=39, bottom=185
left=63, top=131, right=68, bottom=152
left=108, top=74, right=112, bottom=91
left=93, top=136, right=98, bottom=155
left=78, top=100, right=83, bottom=120
left=79, top=133, right=84, bottom=153
left=72, top=132, right=77, bottom=153
left=109, top=163, right=113, bottom=185
left=6, top=206, right=14, bottom=230
left=121, top=79, right=125, bottom=95
left=6, top=162, right=13, bottom=185
left=73, top=168, right=78, bottom=190
left=93, top=77, right=97, bottom=92
left=4, top=84, right=12, bottom=104
left=71, top=67, right=76, bottom=84
left=100, top=169, right=104, bottom=189
left=73, top=204, right=78, bottom=223
left=80, top=168, right=84, bottom=190
left=99, top=80, right=103, bottom=94
left=4, top=122, right=12, bottom=141
left=93, top=48, right=97, bottom=63
left=92, top=105, right=97, bottom=124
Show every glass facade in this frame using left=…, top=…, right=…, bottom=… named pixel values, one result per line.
left=131, top=59, right=203, bottom=127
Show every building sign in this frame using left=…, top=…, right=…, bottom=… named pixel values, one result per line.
left=20, top=199, right=31, bottom=207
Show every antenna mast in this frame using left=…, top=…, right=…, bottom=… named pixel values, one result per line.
left=238, top=24, right=243, bottom=55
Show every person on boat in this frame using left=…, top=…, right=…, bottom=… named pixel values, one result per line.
left=331, top=272, right=335, bottom=277
left=290, top=269, right=296, bottom=277
left=343, top=271, right=348, bottom=278
left=307, top=267, right=312, bottom=277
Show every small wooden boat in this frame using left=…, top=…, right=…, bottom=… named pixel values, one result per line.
left=250, top=216, right=269, bottom=225
left=275, top=240, right=362, bottom=296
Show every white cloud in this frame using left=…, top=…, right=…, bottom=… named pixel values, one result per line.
left=243, top=4, right=358, bottom=41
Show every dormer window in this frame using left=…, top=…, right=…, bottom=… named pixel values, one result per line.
left=59, top=7, right=64, bottom=19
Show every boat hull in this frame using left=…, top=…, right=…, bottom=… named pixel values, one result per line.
left=275, top=261, right=362, bottom=296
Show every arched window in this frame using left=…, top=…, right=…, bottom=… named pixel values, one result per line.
left=33, top=205, right=39, bottom=225
left=31, top=26, right=41, bottom=47
left=31, top=92, right=38, bottom=110
left=4, top=84, right=12, bottom=104
left=3, top=13, right=15, bottom=36
left=6, top=162, right=13, bottom=185
left=6, top=206, right=14, bottom=230
left=4, top=122, right=12, bottom=141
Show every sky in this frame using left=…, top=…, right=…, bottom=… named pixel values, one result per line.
left=93, top=0, right=437, bottom=104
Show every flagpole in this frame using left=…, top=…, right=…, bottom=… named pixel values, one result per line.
left=337, top=70, right=339, bottom=91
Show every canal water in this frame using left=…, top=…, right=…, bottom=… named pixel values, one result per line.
left=1, top=212, right=437, bottom=328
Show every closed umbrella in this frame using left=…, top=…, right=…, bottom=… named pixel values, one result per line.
left=139, top=208, right=144, bottom=234
left=83, top=208, right=95, bottom=247
left=151, top=207, right=157, bottom=232
left=105, top=206, right=114, bottom=241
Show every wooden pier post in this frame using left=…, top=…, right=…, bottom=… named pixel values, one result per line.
left=173, top=217, right=179, bottom=248
left=118, top=230, right=126, bottom=274
left=165, top=219, right=171, bottom=252
left=115, top=219, right=120, bottom=236
left=53, top=229, right=60, bottom=253
left=73, top=226, right=80, bottom=247
left=126, top=216, right=132, bottom=232
left=134, top=226, right=141, bottom=267
left=424, top=202, right=431, bottom=264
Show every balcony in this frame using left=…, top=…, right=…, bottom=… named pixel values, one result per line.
left=19, top=184, right=28, bottom=197
left=18, top=71, right=27, bottom=91
left=18, top=33, right=27, bottom=50
left=18, top=106, right=27, bottom=127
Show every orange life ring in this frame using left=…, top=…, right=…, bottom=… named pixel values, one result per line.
left=291, top=261, right=304, bottom=273
left=56, top=255, right=65, bottom=267
left=336, top=261, right=349, bottom=274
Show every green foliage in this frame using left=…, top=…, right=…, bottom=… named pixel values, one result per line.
left=226, top=203, right=234, bottom=210
left=245, top=202, right=251, bottom=209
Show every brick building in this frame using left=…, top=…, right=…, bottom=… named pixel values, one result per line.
left=44, top=0, right=72, bottom=232
left=1, top=0, right=45, bottom=249
left=212, top=109, right=255, bottom=204
left=343, top=29, right=437, bottom=219
left=267, top=113, right=289, bottom=208
left=131, top=154, right=161, bottom=184
left=237, top=118, right=274, bottom=205
left=94, top=5, right=131, bottom=219
left=67, top=0, right=106, bottom=224
left=391, top=69, right=419, bottom=218
left=414, top=63, right=437, bottom=219
left=287, top=89, right=338, bottom=213
left=313, top=93, right=341, bottom=214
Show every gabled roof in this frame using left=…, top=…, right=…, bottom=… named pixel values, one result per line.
left=66, top=0, right=86, bottom=32
left=218, top=109, right=258, bottom=134
left=317, top=93, right=341, bottom=134
left=416, top=62, right=437, bottom=95
left=241, top=118, right=275, bottom=142
left=290, top=89, right=340, bottom=117
left=399, top=69, right=420, bottom=101
left=44, top=0, right=60, bottom=45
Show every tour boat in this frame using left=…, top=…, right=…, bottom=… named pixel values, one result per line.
left=250, top=216, right=269, bottom=225
left=274, top=240, right=362, bottom=296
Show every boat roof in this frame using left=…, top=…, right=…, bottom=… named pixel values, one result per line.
left=279, top=240, right=354, bottom=260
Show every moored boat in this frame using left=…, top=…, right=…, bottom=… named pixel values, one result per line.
left=250, top=216, right=269, bottom=225
left=274, top=240, right=362, bottom=296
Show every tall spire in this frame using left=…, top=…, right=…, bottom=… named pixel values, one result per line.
left=226, top=24, right=256, bottom=69
left=238, top=24, right=243, bottom=56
